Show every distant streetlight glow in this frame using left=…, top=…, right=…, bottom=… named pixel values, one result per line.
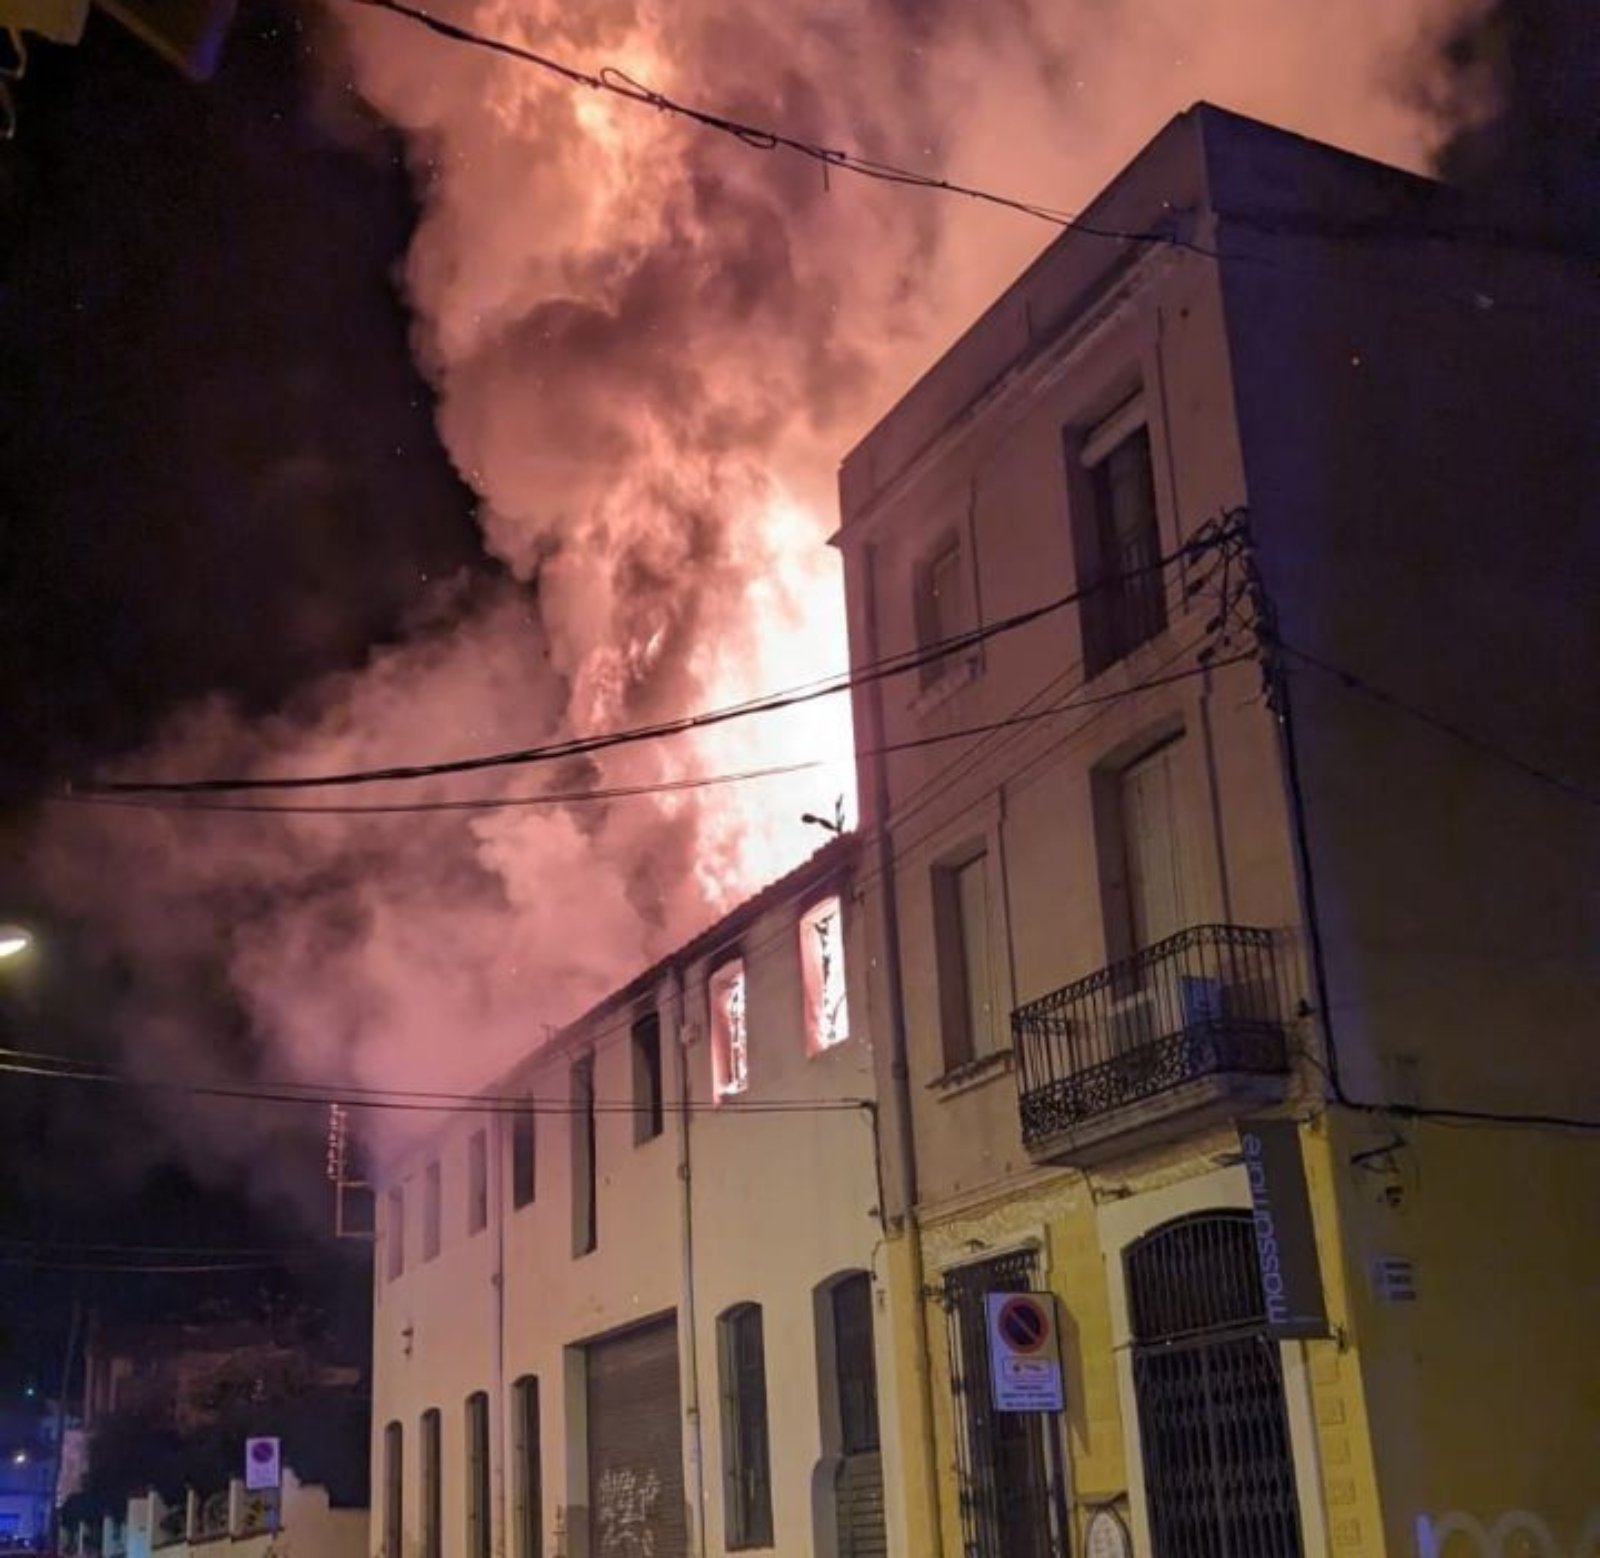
left=10, top=1450, right=26, bottom=1465
left=0, top=927, right=32, bottom=959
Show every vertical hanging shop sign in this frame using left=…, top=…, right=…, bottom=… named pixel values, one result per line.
left=1239, top=1118, right=1328, bottom=1338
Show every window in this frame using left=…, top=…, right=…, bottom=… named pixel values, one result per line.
left=942, top=1251, right=1062, bottom=1558
left=419, top=1410, right=441, bottom=1558
left=511, top=1104, right=536, bottom=1209
left=467, top=1130, right=488, bottom=1236
left=717, top=1305, right=774, bottom=1549
left=382, top=1421, right=402, bottom=1558
left=465, top=1391, right=491, bottom=1558
left=385, top=1188, right=405, bottom=1282
left=511, top=1377, right=542, bottom=1558
left=800, top=896, right=850, bottom=1055
left=631, top=1014, right=665, bottom=1143
left=572, top=1055, right=597, bottom=1257
left=1073, top=402, right=1167, bottom=674
left=709, top=959, right=749, bottom=1099
left=914, top=536, right=974, bottom=688
left=423, top=1162, right=441, bottom=1261
left=831, top=1274, right=880, bottom=1454
left=932, top=851, right=998, bottom=1070
left=1098, top=735, right=1193, bottom=966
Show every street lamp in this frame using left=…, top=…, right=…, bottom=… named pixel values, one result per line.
left=0, top=926, right=32, bottom=959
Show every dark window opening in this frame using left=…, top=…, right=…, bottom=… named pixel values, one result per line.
left=832, top=1274, right=880, bottom=1455
left=1074, top=417, right=1167, bottom=674
left=511, top=1105, right=536, bottom=1209
left=632, top=1014, right=665, bottom=1143
left=718, top=1304, right=774, bottom=1549
left=467, top=1129, right=488, bottom=1235
left=419, top=1410, right=441, bottom=1558
left=382, top=1421, right=402, bottom=1558
left=511, top=1376, right=542, bottom=1558
left=465, top=1391, right=490, bottom=1558
left=572, top=1056, right=597, bottom=1257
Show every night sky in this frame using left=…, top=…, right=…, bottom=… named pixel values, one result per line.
left=0, top=0, right=1594, bottom=1405
left=0, top=0, right=484, bottom=1389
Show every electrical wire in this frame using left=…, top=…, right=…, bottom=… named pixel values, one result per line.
left=70, top=535, right=1228, bottom=798
left=56, top=758, right=824, bottom=817
left=0, top=1044, right=868, bottom=1116
left=1279, top=642, right=1599, bottom=808
left=341, top=0, right=1128, bottom=235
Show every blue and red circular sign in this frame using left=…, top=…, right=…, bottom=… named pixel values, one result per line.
left=996, top=1294, right=1052, bottom=1354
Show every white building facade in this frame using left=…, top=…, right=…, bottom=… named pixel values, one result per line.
left=369, top=837, right=904, bottom=1558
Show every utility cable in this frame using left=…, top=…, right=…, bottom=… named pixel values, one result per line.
left=70, top=534, right=1229, bottom=798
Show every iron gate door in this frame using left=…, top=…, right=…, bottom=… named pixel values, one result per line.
left=1126, top=1212, right=1304, bottom=1558
left=587, top=1314, right=688, bottom=1558
left=943, top=1250, right=1063, bottom=1558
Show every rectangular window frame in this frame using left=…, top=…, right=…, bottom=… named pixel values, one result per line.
left=718, top=1304, right=774, bottom=1550
left=467, top=1129, right=488, bottom=1237
left=385, top=1188, right=405, bottom=1283
left=511, top=1377, right=541, bottom=1558
left=800, top=894, right=851, bottom=1057
left=465, top=1391, right=490, bottom=1558
left=631, top=1013, right=665, bottom=1144
left=709, top=957, right=750, bottom=1101
left=571, top=1055, right=597, bottom=1257
left=932, top=848, right=998, bottom=1072
left=419, top=1409, right=441, bottom=1558
left=1069, top=394, right=1168, bottom=677
left=423, top=1161, right=441, bottom=1262
left=382, top=1420, right=403, bottom=1558
left=511, top=1104, right=536, bottom=1210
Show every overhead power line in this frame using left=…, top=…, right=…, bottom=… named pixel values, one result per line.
left=71, top=534, right=1227, bottom=798
left=343, top=0, right=1114, bottom=233
left=0, top=1044, right=869, bottom=1116
left=1280, top=642, right=1599, bottom=808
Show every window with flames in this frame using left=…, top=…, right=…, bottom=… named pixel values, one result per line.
left=801, top=895, right=850, bottom=1055
left=710, top=958, right=749, bottom=1099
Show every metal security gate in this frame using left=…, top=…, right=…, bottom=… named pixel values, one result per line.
left=1127, top=1212, right=1303, bottom=1558
left=587, top=1315, right=688, bottom=1558
left=943, top=1250, right=1063, bottom=1558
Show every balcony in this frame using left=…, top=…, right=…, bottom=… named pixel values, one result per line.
left=1012, top=924, right=1291, bottom=1162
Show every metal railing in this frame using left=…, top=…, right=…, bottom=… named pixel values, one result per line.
left=1012, top=924, right=1289, bottom=1146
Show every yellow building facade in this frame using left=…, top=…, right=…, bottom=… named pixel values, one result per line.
left=839, top=105, right=1600, bottom=1558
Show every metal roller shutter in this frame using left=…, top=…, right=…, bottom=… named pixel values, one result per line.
left=836, top=1451, right=887, bottom=1557
left=587, top=1315, right=687, bottom=1558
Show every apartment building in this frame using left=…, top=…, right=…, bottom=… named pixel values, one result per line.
left=837, top=104, right=1599, bottom=1558
left=369, top=836, right=904, bottom=1558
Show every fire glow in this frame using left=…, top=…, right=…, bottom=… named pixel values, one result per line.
left=32, top=0, right=1489, bottom=1182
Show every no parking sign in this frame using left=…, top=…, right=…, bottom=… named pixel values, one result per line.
left=985, top=1291, right=1065, bottom=1412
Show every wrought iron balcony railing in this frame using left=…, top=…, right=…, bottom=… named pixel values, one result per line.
left=1013, top=924, right=1289, bottom=1148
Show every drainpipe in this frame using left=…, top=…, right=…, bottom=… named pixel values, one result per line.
left=672, top=966, right=709, bottom=1558
left=861, top=540, right=945, bottom=1555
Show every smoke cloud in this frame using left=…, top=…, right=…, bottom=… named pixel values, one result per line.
left=33, top=0, right=1488, bottom=1182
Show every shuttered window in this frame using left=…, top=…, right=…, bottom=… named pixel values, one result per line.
left=419, top=1410, right=441, bottom=1558
left=718, top=1304, right=774, bottom=1549
left=933, top=850, right=997, bottom=1069
left=511, top=1377, right=541, bottom=1558
left=1119, top=737, right=1192, bottom=953
left=632, top=1015, right=664, bottom=1143
left=382, top=1421, right=402, bottom=1558
left=423, top=1162, right=441, bottom=1261
left=572, top=1055, right=597, bottom=1256
left=465, top=1391, right=490, bottom=1558
left=467, top=1130, right=488, bottom=1236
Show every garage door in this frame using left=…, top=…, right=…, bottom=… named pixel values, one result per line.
left=587, top=1314, right=688, bottom=1558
